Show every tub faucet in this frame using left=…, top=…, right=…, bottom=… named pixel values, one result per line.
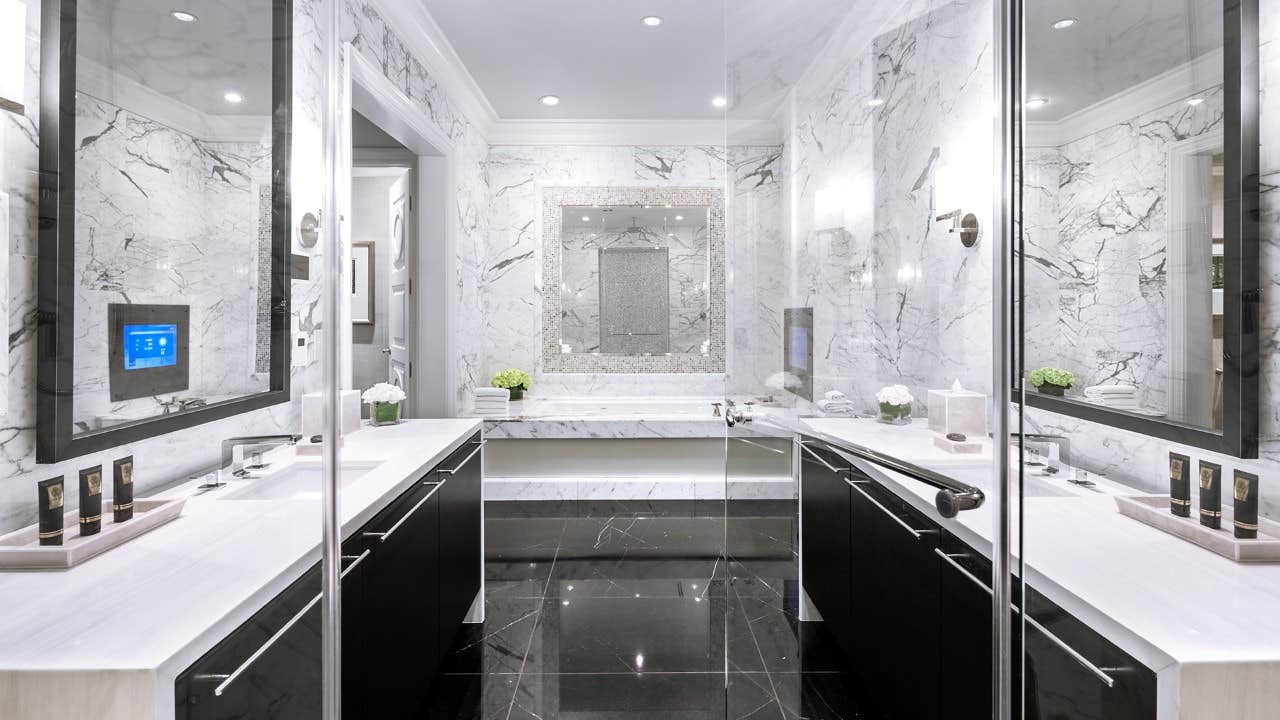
left=724, top=400, right=754, bottom=427
left=219, top=434, right=301, bottom=482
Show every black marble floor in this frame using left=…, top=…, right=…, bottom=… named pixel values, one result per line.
left=425, top=500, right=875, bottom=719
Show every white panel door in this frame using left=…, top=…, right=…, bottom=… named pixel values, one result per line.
left=387, top=172, right=413, bottom=409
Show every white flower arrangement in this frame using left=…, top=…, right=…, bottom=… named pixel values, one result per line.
left=361, top=382, right=406, bottom=405
left=875, top=384, right=913, bottom=407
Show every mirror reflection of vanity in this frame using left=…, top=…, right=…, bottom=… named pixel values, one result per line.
left=37, top=0, right=292, bottom=462
left=1020, top=0, right=1258, bottom=457
left=542, top=187, right=725, bottom=373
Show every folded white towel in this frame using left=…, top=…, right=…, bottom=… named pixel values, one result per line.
left=474, top=387, right=510, bottom=398
left=817, top=399, right=856, bottom=413
left=824, top=390, right=847, bottom=401
left=1083, top=384, right=1136, bottom=396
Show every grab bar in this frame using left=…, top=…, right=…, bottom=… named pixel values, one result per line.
left=934, top=549, right=1117, bottom=688
left=818, top=439, right=984, bottom=518
left=364, top=481, right=441, bottom=543
left=438, top=440, right=485, bottom=475
left=798, top=440, right=842, bottom=474
left=847, top=478, right=937, bottom=540
left=213, top=549, right=372, bottom=697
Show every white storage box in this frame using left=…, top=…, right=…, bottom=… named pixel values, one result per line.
left=927, top=386, right=987, bottom=437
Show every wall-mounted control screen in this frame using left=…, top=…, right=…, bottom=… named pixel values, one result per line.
left=108, top=305, right=190, bottom=402
left=784, top=307, right=814, bottom=401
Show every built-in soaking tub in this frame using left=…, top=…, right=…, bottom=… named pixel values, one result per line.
left=480, top=396, right=793, bottom=501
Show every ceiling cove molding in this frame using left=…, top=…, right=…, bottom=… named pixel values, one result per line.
left=367, top=0, right=500, bottom=134
left=1026, top=48, right=1224, bottom=148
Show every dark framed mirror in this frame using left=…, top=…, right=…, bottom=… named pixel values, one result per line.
left=36, top=0, right=292, bottom=463
left=1017, top=0, right=1259, bottom=458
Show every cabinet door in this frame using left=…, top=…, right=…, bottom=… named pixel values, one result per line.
left=799, top=439, right=851, bottom=650
left=848, top=474, right=940, bottom=720
left=936, top=534, right=994, bottom=719
left=362, top=481, right=442, bottom=717
left=437, top=435, right=483, bottom=653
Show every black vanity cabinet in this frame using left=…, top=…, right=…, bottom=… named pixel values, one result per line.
left=799, top=440, right=852, bottom=648
left=176, top=433, right=484, bottom=720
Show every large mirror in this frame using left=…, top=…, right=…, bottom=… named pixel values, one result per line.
left=1020, top=0, right=1258, bottom=456
left=542, top=187, right=725, bottom=373
left=37, top=0, right=292, bottom=462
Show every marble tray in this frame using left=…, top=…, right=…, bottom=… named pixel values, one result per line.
left=1115, top=495, right=1280, bottom=563
left=0, top=498, right=186, bottom=570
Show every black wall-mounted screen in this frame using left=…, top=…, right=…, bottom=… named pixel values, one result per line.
left=108, top=305, right=190, bottom=401
left=784, top=307, right=814, bottom=401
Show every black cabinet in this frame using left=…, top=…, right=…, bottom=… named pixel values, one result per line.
left=935, top=533, right=998, bottom=719
left=437, top=434, right=484, bottom=653
left=177, top=433, right=484, bottom=720
left=799, top=439, right=852, bottom=649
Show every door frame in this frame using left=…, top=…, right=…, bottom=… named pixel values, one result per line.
left=340, top=43, right=458, bottom=417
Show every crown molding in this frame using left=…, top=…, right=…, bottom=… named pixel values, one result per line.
left=367, top=0, right=500, bottom=134
left=487, top=117, right=781, bottom=147
left=1026, top=48, right=1223, bottom=148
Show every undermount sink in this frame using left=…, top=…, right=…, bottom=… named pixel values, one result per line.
left=218, top=462, right=382, bottom=501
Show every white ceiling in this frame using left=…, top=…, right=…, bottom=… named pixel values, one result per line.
left=76, top=0, right=274, bottom=116
left=420, top=0, right=849, bottom=122
left=1025, top=0, right=1222, bottom=121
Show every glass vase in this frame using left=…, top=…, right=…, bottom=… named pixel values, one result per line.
left=372, top=401, right=401, bottom=426
left=878, top=402, right=912, bottom=425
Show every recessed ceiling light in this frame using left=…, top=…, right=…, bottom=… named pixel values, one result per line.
left=1024, top=97, right=1049, bottom=110
left=675, top=215, right=684, bottom=221
left=866, top=97, right=885, bottom=107
left=1051, top=17, right=1078, bottom=30
left=171, top=10, right=198, bottom=22
left=1187, top=97, right=1205, bottom=106
left=581, top=215, right=591, bottom=222
left=711, top=96, right=728, bottom=109
left=539, top=94, right=561, bottom=107
left=223, top=91, right=244, bottom=104
left=641, top=15, right=663, bottom=27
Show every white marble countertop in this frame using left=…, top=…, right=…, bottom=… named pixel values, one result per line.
left=0, top=419, right=480, bottom=720
left=799, top=417, right=1280, bottom=719
left=480, top=396, right=725, bottom=438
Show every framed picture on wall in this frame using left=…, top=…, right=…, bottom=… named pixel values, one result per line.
left=352, top=241, right=374, bottom=325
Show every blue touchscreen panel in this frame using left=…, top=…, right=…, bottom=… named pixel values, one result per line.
left=788, top=325, right=809, bottom=371
left=123, top=323, right=178, bottom=370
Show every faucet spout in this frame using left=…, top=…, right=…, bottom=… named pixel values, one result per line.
left=219, top=434, right=301, bottom=481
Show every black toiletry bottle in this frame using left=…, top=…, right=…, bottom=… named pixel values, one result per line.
left=1169, top=452, right=1191, bottom=517
left=1233, top=470, right=1259, bottom=540
left=1198, top=460, right=1222, bottom=529
left=113, top=456, right=134, bottom=523
left=79, top=465, right=103, bottom=536
left=38, top=477, right=65, bottom=546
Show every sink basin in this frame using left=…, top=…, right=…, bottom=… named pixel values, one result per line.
left=218, top=462, right=382, bottom=500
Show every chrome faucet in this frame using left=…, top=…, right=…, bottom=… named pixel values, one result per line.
left=219, top=434, right=301, bottom=482
left=724, top=399, right=754, bottom=427
left=1012, top=433, right=1070, bottom=469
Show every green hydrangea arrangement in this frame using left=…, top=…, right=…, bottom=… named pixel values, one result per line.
left=1029, top=366, right=1074, bottom=395
left=491, top=368, right=532, bottom=395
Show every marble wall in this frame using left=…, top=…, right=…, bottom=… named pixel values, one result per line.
left=1024, top=87, right=1226, bottom=415
left=71, top=93, right=273, bottom=429
left=783, top=0, right=995, bottom=415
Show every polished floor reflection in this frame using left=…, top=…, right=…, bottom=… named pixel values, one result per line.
left=426, top=500, right=871, bottom=719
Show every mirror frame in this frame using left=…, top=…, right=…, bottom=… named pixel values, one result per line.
left=36, top=0, right=293, bottom=463
left=541, top=186, right=726, bottom=374
left=1018, top=0, right=1260, bottom=458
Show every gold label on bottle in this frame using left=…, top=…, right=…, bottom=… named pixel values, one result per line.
left=1199, top=466, right=1215, bottom=490
left=1235, top=476, right=1251, bottom=502
left=47, top=484, right=63, bottom=510
left=1170, top=458, right=1183, bottom=480
left=120, top=463, right=133, bottom=485
left=86, top=472, right=101, bottom=496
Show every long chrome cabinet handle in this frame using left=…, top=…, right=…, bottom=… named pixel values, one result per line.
left=847, top=478, right=936, bottom=540
left=933, top=549, right=1117, bottom=688
left=364, top=481, right=441, bottom=543
left=798, top=440, right=842, bottom=473
left=439, top=440, right=485, bottom=475
left=735, top=437, right=787, bottom=454
left=213, top=549, right=372, bottom=697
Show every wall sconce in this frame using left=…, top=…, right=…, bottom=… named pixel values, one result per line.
left=933, top=162, right=981, bottom=248
left=0, top=0, right=25, bottom=115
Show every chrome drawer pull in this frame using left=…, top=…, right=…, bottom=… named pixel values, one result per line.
left=438, top=441, right=485, bottom=475
left=799, top=441, right=841, bottom=473
left=364, top=481, right=440, bottom=543
left=848, top=479, right=936, bottom=540
left=933, top=549, right=1116, bottom=688
left=214, top=550, right=372, bottom=697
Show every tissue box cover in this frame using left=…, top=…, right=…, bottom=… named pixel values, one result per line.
left=927, top=388, right=987, bottom=437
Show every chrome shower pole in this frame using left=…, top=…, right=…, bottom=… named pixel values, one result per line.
left=320, top=0, right=344, bottom=716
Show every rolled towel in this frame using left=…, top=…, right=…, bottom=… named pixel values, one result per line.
left=1083, top=384, right=1136, bottom=396
left=824, top=390, right=848, bottom=401
left=474, top=387, right=510, bottom=398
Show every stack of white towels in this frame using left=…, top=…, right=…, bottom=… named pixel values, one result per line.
left=1082, top=384, right=1138, bottom=410
left=817, top=389, right=856, bottom=415
left=472, top=387, right=511, bottom=417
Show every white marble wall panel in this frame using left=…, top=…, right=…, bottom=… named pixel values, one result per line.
left=1024, top=88, right=1225, bottom=414
left=727, top=146, right=786, bottom=396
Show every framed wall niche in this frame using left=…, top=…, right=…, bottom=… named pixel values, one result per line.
left=36, top=0, right=293, bottom=462
left=1017, top=0, right=1259, bottom=458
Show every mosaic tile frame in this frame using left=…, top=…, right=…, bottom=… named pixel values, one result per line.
left=542, top=186, right=726, bottom=374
